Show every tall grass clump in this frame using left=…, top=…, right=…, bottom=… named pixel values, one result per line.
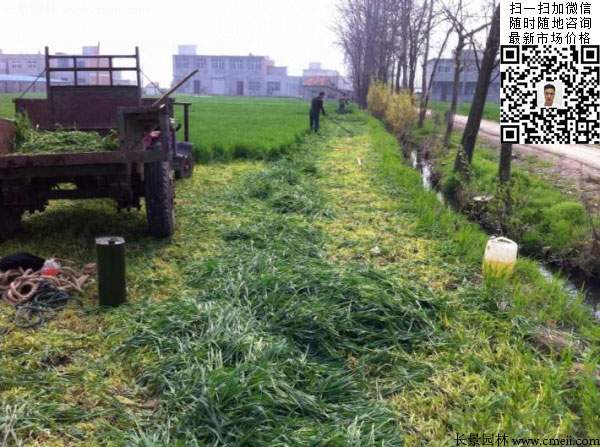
left=367, top=83, right=415, bottom=143
left=384, top=91, right=416, bottom=143
left=366, top=82, right=390, bottom=120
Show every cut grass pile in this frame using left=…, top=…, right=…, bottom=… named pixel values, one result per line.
left=428, top=99, right=500, bottom=122
left=173, top=95, right=311, bottom=162
left=10, top=114, right=119, bottom=154
left=0, top=95, right=117, bottom=154
left=0, top=99, right=598, bottom=445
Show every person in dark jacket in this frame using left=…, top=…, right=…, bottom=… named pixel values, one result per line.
left=310, top=92, right=326, bottom=132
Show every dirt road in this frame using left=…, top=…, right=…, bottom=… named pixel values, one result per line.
left=453, top=115, right=600, bottom=171
left=453, top=114, right=600, bottom=211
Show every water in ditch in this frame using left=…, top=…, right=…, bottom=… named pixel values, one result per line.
left=409, top=150, right=600, bottom=317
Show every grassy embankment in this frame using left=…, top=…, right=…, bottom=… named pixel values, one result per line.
left=428, top=99, right=500, bottom=122
left=410, top=115, right=600, bottom=277
left=0, top=100, right=599, bottom=445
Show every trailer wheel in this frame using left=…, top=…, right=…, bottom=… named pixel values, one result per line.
left=144, top=161, right=175, bottom=238
left=0, top=208, right=23, bottom=241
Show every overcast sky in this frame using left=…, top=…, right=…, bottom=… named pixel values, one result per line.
left=0, top=0, right=500, bottom=88
left=0, top=0, right=347, bottom=86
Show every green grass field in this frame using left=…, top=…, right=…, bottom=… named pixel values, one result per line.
left=173, top=96, right=312, bottom=162
left=0, top=98, right=598, bottom=445
left=0, top=93, right=17, bottom=119
left=429, top=99, right=500, bottom=122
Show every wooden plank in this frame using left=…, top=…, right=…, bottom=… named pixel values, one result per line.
left=0, top=149, right=168, bottom=169
left=0, top=164, right=127, bottom=179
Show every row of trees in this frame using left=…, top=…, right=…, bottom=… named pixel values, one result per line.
left=335, top=0, right=437, bottom=109
left=336, top=0, right=506, bottom=181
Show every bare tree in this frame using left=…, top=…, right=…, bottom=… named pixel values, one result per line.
left=418, top=3, right=453, bottom=127
left=441, top=0, right=490, bottom=148
left=336, top=0, right=405, bottom=107
left=407, top=1, right=426, bottom=96
left=416, top=0, right=435, bottom=102
left=455, top=3, right=500, bottom=172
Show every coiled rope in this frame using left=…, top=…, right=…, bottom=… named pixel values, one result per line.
left=0, top=263, right=95, bottom=328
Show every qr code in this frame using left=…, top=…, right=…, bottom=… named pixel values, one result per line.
left=501, top=45, right=600, bottom=144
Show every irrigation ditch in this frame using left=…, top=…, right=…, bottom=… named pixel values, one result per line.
left=406, top=143, right=600, bottom=314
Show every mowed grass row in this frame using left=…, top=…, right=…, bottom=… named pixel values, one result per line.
left=0, top=160, right=266, bottom=445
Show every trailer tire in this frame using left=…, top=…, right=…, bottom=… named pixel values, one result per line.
left=144, top=161, right=175, bottom=238
left=0, top=208, right=23, bottom=241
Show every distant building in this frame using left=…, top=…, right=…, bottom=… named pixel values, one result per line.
left=173, top=46, right=284, bottom=96
left=0, top=45, right=128, bottom=92
left=425, top=49, right=500, bottom=103
left=301, top=62, right=351, bottom=100
left=0, top=50, right=44, bottom=78
left=172, top=46, right=352, bottom=99
left=178, top=45, right=198, bottom=56
left=303, top=62, right=339, bottom=86
left=0, top=74, right=45, bottom=93
left=0, top=50, right=68, bottom=92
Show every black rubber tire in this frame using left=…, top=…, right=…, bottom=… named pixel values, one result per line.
left=144, top=161, right=175, bottom=238
left=0, top=207, right=23, bottom=241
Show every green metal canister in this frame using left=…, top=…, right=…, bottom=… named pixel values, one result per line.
left=96, top=236, right=126, bottom=307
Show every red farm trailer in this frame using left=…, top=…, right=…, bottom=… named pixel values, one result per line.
left=0, top=47, right=196, bottom=240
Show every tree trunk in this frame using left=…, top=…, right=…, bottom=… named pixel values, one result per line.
left=499, top=143, right=513, bottom=183
left=444, top=33, right=464, bottom=149
left=417, top=0, right=433, bottom=119
left=460, top=5, right=500, bottom=164
left=419, top=27, right=451, bottom=128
